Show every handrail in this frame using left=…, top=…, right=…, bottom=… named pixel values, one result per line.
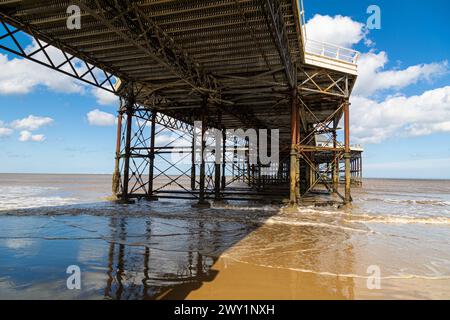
left=305, top=39, right=360, bottom=64
left=298, top=0, right=360, bottom=65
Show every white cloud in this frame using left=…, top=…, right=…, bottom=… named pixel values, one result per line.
left=0, top=39, right=120, bottom=96
left=0, top=120, right=13, bottom=137
left=11, top=115, right=54, bottom=131
left=305, top=14, right=366, bottom=48
left=0, top=127, right=13, bottom=137
left=351, top=86, right=450, bottom=144
left=0, top=53, right=85, bottom=95
left=87, top=109, right=116, bottom=126
left=354, top=51, right=448, bottom=97
left=19, top=130, right=45, bottom=142
left=305, top=14, right=450, bottom=145
left=91, top=87, right=119, bottom=106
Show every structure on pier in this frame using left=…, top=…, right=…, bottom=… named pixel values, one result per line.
left=0, top=0, right=362, bottom=205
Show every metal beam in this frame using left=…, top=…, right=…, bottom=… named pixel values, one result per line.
left=74, top=1, right=224, bottom=101
left=261, top=0, right=296, bottom=87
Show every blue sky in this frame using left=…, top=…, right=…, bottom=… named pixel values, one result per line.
left=0, top=0, right=449, bottom=178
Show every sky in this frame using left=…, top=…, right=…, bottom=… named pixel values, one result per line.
left=0, top=0, right=449, bottom=178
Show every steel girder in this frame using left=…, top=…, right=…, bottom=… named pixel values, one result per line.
left=72, top=1, right=224, bottom=102
left=261, top=0, right=296, bottom=88
left=0, top=14, right=119, bottom=93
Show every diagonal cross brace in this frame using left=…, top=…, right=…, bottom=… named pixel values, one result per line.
left=261, top=0, right=296, bottom=88
left=75, top=0, right=221, bottom=99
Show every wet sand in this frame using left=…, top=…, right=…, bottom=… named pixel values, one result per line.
left=1, top=174, right=450, bottom=299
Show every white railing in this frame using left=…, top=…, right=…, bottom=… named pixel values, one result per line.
left=305, top=39, right=360, bottom=64
left=298, top=0, right=360, bottom=65
left=351, top=144, right=364, bottom=150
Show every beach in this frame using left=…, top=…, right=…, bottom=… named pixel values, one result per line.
left=0, top=174, right=450, bottom=299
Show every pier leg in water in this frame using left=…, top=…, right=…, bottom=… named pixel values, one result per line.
left=221, top=128, right=226, bottom=190
left=194, top=96, right=211, bottom=208
left=290, top=88, right=299, bottom=206
left=146, top=111, right=158, bottom=201
left=332, top=118, right=339, bottom=193
left=214, top=114, right=222, bottom=201
left=191, top=134, right=196, bottom=191
left=344, top=99, right=352, bottom=205
left=115, top=86, right=135, bottom=204
left=112, top=107, right=123, bottom=198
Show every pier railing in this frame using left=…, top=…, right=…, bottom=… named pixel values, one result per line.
left=305, top=39, right=360, bottom=64
left=298, top=0, right=360, bottom=67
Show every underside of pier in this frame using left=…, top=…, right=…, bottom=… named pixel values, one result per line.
left=0, top=0, right=362, bottom=205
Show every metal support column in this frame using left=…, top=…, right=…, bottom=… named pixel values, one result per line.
left=290, top=88, right=298, bottom=205
left=359, top=154, right=363, bottom=185
left=122, top=91, right=134, bottom=200
left=344, top=100, right=352, bottom=204
left=296, top=117, right=301, bottom=201
left=147, top=111, right=158, bottom=200
left=332, top=126, right=339, bottom=192
left=221, top=128, right=226, bottom=190
left=245, top=137, right=250, bottom=185
left=214, top=124, right=221, bottom=200
left=191, top=134, right=196, bottom=190
left=112, top=107, right=123, bottom=196
left=196, top=97, right=209, bottom=207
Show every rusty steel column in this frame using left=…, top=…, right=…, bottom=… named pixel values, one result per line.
left=191, top=134, right=196, bottom=190
left=122, top=97, right=134, bottom=199
left=344, top=100, right=352, bottom=204
left=290, top=88, right=298, bottom=205
left=147, top=111, right=157, bottom=200
left=359, top=154, right=363, bottom=185
left=112, top=107, right=123, bottom=196
left=221, top=128, right=226, bottom=190
left=332, top=120, right=339, bottom=193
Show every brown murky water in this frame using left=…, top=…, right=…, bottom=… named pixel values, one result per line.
left=0, top=174, right=450, bottom=299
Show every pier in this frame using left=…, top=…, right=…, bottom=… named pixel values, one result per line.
left=0, top=0, right=362, bottom=205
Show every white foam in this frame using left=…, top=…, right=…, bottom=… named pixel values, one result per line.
left=0, top=186, right=79, bottom=211
left=263, top=217, right=369, bottom=233
left=221, top=255, right=450, bottom=281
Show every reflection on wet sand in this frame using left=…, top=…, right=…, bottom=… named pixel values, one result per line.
left=96, top=208, right=361, bottom=300
left=99, top=212, right=238, bottom=300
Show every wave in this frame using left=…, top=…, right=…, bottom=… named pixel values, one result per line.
left=282, top=207, right=450, bottom=226
left=211, top=203, right=278, bottom=212
left=362, top=197, right=450, bottom=207
left=350, top=215, right=450, bottom=225
left=0, top=196, right=80, bottom=211
left=221, top=255, right=450, bottom=281
left=264, top=216, right=370, bottom=233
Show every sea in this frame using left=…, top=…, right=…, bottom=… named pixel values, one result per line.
left=0, top=173, right=449, bottom=299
